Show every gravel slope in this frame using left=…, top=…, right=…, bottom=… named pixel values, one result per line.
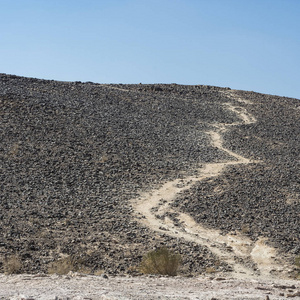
left=173, top=90, right=300, bottom=261
left=0, top=74, right=299, bottom=278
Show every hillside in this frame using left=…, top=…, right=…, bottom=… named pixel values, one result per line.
left=0, top=74, right=299, bottom=278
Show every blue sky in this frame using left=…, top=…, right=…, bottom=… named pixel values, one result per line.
left=1, top=0, right=300, bottom=99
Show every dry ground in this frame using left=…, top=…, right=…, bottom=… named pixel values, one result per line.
left=0, top=273, right=299, bottom=300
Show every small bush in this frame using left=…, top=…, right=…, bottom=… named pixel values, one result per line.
left=241, top=225, right=250, bottom=234
left=139, top=247, right=181, bottom=276
left=205, top=266, right=216, bottom=274
left=3, top=255, right=22, bottom=274
left=93, top=269, right=105, bottom=276
left=48, top=256, right=92, bottom=275
left=296, top=255, right=300, bottom=279
left=296, top=256, right=300, bottom=267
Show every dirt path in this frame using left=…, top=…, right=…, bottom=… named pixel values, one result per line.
left=131, top=90, right=291, bottom=280
left=100, top=84, right=130, bottom=92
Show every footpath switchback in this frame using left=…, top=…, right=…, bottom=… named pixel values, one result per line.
left=132, top=90, right=292, bottom=280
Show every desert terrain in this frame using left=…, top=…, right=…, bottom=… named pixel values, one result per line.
left=0, top=74, right=299, bottom=299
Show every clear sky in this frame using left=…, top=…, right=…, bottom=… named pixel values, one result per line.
left=1, top=0, right=300, bottom=99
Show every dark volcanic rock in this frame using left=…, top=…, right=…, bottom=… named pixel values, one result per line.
left=0, top=74, right=233, bottom=274
left=0, top=74, right=299, bottom=274
left=173, top=90, right=300, bottom=258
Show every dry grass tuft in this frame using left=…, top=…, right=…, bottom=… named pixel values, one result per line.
left=48, top=256, right=92, bottom=275
left=205, top=266, right=217, bottom=274
left=93, top=269, right=105, bottom=276
left=3, top=255, right=22, bottom=274
left=241, top=225, right=250, bottom=234
left=295, top=255, right=300, bottom=279
left=139, top=247, right=181, bottom=276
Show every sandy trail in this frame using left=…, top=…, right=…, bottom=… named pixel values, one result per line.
left=100, top=84, right=130, bottom=92
left=131, top=90, right=290, bottom=280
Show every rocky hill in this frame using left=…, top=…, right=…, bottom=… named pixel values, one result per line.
left=0, top=74, right=299, bottom=278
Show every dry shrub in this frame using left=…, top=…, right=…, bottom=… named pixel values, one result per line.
left=205, top=266, right=216, bottom=274
left=127, top=265, right=139, bottom=274
left=8, top=143, right=19, bottom=157
left=3, top=255, right=22, bottom=274
left=241, top=225, right=250, bottom=234
left=93, top=269, right=105, bottom=276
left=48, top=256, right=92, bottom=275
left=296, top=255, right=300, bottom=267
left=139, top=247, right=181, bottom=276
left=296, top=256, right=300, bottom=279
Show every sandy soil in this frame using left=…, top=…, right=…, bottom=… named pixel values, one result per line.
left=0, top=273, right=299, bottom=300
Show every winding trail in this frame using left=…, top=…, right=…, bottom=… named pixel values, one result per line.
left=131, top=90, right=290, bottom=279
